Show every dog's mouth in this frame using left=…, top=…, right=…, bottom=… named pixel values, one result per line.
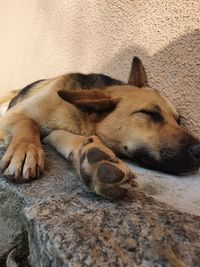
left=129, top=146, right=200, bottom=175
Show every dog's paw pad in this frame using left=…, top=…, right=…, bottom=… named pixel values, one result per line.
left=87, top=147, right=114, bottom=163
left=97, top=163, right=124, bottom=184
left=98, top=185, right=128, bottom=199
left=77, top=136, right=138, bottom=199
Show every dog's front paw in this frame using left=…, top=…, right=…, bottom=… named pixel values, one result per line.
left=76, top=136, right=138, bottom=199
left=1, top=141, right=44, bottom=182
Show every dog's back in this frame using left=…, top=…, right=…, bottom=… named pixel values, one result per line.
left=0, top=73, right=124, bottom=116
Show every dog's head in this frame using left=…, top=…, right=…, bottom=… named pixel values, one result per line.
left=58, top=57, right=200, bottom=174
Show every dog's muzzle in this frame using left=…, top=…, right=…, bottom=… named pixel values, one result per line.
left=131, top=141, right=200, bottom=175
left=189, top=144, right=200, bottom=160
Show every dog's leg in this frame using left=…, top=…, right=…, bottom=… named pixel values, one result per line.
left=44, top=130, right=138, bottom=199
left=0, top=113, right=44, bottom=181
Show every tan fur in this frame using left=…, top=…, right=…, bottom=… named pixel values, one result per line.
left=97, top=86, right=180, bottom=155
left=0, top=90, right=19, bottom=105
left=0, top=57, right=199, bottom=199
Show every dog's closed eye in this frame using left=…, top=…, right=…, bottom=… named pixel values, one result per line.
left=131, top=109, right=164, bottom=123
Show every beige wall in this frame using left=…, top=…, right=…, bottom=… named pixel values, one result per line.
left=0, top=0, right=199, bottom=136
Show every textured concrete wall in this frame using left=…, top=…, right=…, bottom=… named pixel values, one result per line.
left=0, top=0, right=199, bottom=136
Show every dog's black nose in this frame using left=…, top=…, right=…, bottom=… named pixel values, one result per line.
left=190, top=144, right=200, bottom=159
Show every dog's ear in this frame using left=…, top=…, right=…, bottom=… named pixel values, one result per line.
left=128, top=57, right=148, bottom=88
left=58, top=89, right=118, bottom=112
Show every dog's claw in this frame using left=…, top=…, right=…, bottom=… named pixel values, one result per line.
left=36, top=165, right=40, bottom=178
left=24, top=168, right=31, bottom=180
left=1, top=160, right=9, bottom=173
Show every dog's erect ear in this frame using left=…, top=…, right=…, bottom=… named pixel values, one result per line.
left=128, top=57, right=148, bottom=88
left=58, top=89, right=118, bottom=112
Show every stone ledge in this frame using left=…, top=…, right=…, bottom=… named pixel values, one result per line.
left=0, top=146, right=200, bottom=267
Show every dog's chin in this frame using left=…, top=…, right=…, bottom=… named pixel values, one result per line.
left=130, top=147, right=200, bottom=175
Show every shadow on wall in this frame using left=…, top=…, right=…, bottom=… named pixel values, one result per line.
left=100, top=29, right=200, bottom=137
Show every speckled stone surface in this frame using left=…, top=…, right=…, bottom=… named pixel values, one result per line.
left=0, top=145, right=200, bottom=267
left=1, top=0, right=200, bottom=137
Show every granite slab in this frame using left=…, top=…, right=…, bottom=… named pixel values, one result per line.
left=0, top=145, right=199, bottom=267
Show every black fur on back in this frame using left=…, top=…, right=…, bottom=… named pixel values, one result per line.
left=69, top=73, right=124, bottom=90
left=8, top=79, right=45, bottom=110
left=7, top=73, right=124, bottom=110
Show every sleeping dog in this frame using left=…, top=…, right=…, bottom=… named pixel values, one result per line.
left=0, top=57, right=199, bottom=199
